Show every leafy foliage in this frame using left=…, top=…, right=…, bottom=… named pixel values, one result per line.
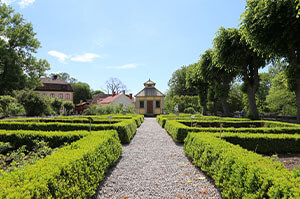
left=241, top=0, right=300, bottom=121
left=15, top=90, right=53, bottom=116
left=51, top=98, right=63, bottom=115
left=63, top=101, right=74, bottom=115
left=71, top=82, right=92, bottom=104
left=0, top=95, right=24, bottom=117
left=0, top=4, right=50, bottom=95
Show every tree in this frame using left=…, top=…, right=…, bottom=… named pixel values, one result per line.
left=0, top=95, right=24, bottom=117
left=256, top=72, right=271, bottom=113
left=200, top=49, right=237, bottom=116
left=105, top=77, right=127, bottom=94
left=213, top=27, right=266, bottom=119
left=71, top=82, right=92, bottom=104
left=186, top=63, right=209, bottom=115
left=51, top=98, right=63, bottom=115
left=15, top=90, right=53, bottom=116
left=53, top=72, right=77, bottom=83
left=92, top=90, right=104, bottom=96
left=63, top=101, right=74, bottom=115
left=168, top=66, right=197, bottom=96
left=241, top=0, right=300, bottom=122
left=0, top=3, right=50, bottom=95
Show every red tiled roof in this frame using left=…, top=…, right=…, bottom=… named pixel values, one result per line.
left=99, top=95, right=121, bottom=104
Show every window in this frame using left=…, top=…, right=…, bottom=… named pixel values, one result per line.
left=140, top=101, right=144, bottom=108
left=58, top=93, right=63, bottom=99
left=156, top=100, right=160, bottom=108
left=66, top=94, right=70, bottom=99
left=50, top=93, right=55, bottom=98
left=42, top=93, right=47, bottom=96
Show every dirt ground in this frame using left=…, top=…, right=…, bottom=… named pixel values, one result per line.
left=276, top=154, right=300, bottom=171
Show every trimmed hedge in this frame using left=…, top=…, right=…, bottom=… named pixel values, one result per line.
left=157, top=114, right=250, bottom=128
left=164, top=120, right=300, bottom=143
left=178, top=120, right=300, bottom=128
left=184, top=133, right=300, bottom=198
left=0, top=119, right=137, bottom=144
left=0, top=130, right=122, bottom=198
left=210, top=132, right=300, bottom=154
left=0, top=130, right=90, bottom=149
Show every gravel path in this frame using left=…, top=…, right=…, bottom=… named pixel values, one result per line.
left=94, top=118, right=222, bottom=199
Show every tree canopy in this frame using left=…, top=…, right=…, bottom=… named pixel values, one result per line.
left=213, top=27, right=265, bottom=119
left=0, top=3, right=49, bottom=95
left=71, top=82, right=92, bottom=104
left=241, top=0, right=300, bottom=121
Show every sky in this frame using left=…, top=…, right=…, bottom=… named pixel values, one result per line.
left=3, top=0, right=247, bottom=95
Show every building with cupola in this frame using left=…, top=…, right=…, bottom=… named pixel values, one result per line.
left=135, top=79, right=165, bottom=116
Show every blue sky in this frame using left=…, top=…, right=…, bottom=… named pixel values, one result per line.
left=4, top=0, right=247, bottom=95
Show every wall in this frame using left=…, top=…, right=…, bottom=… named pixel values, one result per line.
left=36, top=91, right=73, bottom=102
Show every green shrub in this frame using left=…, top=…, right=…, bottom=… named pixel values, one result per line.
left=0, top=130, right=122, bottom=198
left=0, top=119, right=137, bottom=144
left=184, top=133, right=300, bottom=198
left=15, top=90, right=54, bottom=116
left=184, top=107, right=196, bottom=114
left=213, top=132, right=300, bottom=154
left=164, top=120, right=300, bottom=143
left=63, top=101, right=75, bottom=115
left=0, top=95, right=24, bottom=117
left=51, top=98, right=63, bottom=115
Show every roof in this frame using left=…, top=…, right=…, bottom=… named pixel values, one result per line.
left=99, top=95, right=121, bottom=104
left=35, top=78, right=73, bottom=92
left=135, top=79, right=165, bottom=97
left=91, top=93, right=112, bottom=105
left=144, top=79, right=156, bottom=87
left=135, top=87, right=165, bottom=97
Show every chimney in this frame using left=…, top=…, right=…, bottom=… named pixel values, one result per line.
left=122, top=90, right=125, bottom=95
left=112, top=91, right=116, bottom=96
left=129, top=93, right=132, bottom=99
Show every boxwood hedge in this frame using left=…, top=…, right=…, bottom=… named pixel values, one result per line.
left=0, top=119, right=137, bottom=144
left=184, top=133, right=300, bottom=198
left=0, top=130, right=122, bottom=198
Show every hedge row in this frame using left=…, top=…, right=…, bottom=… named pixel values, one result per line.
left=208, top=132, right=300, bottom=154
left=156, top=115, right=249, bottom=128
left=0, top=130, right=90, bottom=150
left=164, top=120, right=300, bottom=143
left=184, top=133, right=300, bottom=198
left=0, top=130, right=122, bottom=198
left=178, top=120, right=300, bottom=128
left=1, top=118, right=121, bottom=124
left=0, top=119, right=137, bottom=144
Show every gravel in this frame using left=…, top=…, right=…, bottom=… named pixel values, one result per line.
left=94, top=118, right=222, bottom=199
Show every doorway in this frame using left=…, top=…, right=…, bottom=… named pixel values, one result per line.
left=147, top=101, right=153, bottom=114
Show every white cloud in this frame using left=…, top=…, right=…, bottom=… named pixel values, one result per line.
left=106, top=64, right=140, bottom=70
left=48, top=50, right=69, bottom=63
left=18, top=0, right=35, bottom=9
left=70, top=53, right=100, bottom=62
left=1, top=0, right=16, bottom=5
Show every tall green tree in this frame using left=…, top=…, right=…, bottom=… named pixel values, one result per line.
left=200, top=49, right=237, bottom=116
left=186, top=62, right=209, bottom=115
left=71, top=82, right=92, bottom=104
left=168, top=66, right=197, bottom=96
left=266, top=62, right=296, bottom=116
left=0, top=3, right=50, bottom=95
left=213, top=27, right=265, bottom=119
left=241, top=0, right=300, bottom=122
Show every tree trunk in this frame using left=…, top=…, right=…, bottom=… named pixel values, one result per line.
left=213, top=100, right=218, bottom=116
left=246, top=86, right=259, bottom=119
left=220, top=96, right=230, bottom=116
left=295, top=78, right=300, bottom=123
